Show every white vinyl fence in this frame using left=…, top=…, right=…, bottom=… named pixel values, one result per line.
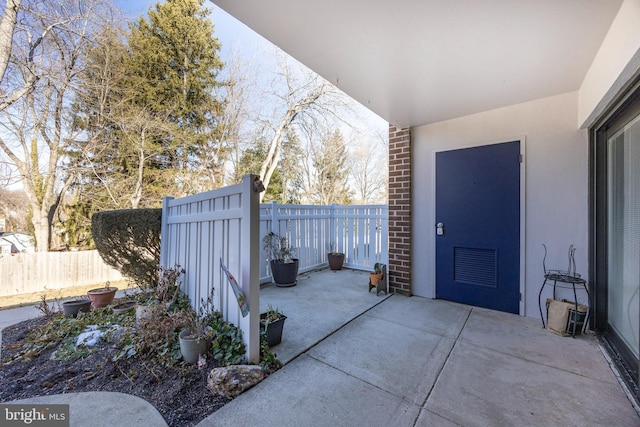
left=160, top=175, right=261, bottom=362
left=159, top=176, right=389, bottom=362
left=259, top=202, right=388, bottom=282
left=0, top=250, right=123, bottom=297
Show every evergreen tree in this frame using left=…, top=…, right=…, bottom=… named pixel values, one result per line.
left=72, top=0, right=225, bottom=214
left=127, top=0, right=225, bottom=190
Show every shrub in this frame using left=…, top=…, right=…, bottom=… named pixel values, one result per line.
left=92, top=209, right=161, bottom=287
left=204, top=311, right=246, bottom=366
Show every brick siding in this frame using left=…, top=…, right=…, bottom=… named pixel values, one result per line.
left=388, top=125, right=412, bottom=295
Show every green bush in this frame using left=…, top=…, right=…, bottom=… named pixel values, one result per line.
left=204, top=311, right=246, bottom=366
left=92, top=209, right=162, bottom=287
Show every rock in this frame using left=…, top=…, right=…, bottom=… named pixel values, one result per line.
left=76, top=325, right=104, bottom=347
left=207, top=365, right=264, bottom=398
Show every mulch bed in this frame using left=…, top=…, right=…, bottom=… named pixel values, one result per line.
left=0, top=316, right=229, bottom=426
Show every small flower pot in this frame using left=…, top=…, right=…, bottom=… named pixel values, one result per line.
left=369, top=273, right=383, bottom=286
left=260, top=313, right=287, bottom=347
left=136, top=304, right=155, bottom=325
left=179, top=329, right=209, bottom=364
left=327, top=253, right=345, bottom=270
left=87, top=287, right=118, bottom=308
left=62, top=299, right=92, bottom=317
left=112, top=300, right=137, bottom=315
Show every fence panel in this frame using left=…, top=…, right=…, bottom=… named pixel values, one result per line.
left=0, top=250, right=123, bottom=297
left=259, top=203, right=388, bottom=282
left=259, top=202, right=335, bottom=281
left=160, top=175, right=260, bottom=362
left=335, top=205, right=389, bottom=270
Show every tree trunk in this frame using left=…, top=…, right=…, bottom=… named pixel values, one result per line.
left=0, top=0, right=20, bottom=84
left=31, top=208, right=49, bottom=252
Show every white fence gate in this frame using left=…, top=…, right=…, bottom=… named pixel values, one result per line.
left=160, top=175, right=260, bottom=362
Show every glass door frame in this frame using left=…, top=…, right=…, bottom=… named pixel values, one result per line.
left=590, top=77, right=640, bottom=398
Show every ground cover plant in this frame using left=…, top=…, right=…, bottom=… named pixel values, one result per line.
left=0, top=282, right=281, bottom=427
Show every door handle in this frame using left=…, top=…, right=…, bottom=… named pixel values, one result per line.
left=436, top=223, right=444, bottom=236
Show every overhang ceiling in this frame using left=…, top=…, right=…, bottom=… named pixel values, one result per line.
left=210, top=0, right=623, bottom=128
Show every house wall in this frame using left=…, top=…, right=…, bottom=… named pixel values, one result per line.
left=411, top=91, right=588, bottom=318
left=579, top=0, right=640, bottom=128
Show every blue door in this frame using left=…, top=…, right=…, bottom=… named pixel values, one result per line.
left=435, top=141, right=521, bottom=314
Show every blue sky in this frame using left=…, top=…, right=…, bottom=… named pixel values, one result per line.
left=112, top=0, right=387, bottom=138
left=113, top=0, right=271, bottom=61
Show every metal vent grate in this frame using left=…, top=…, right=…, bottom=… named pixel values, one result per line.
left=454, top=247, right=497, bottom=288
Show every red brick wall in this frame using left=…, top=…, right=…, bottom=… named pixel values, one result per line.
left=388, top=125, right=411, bottom=295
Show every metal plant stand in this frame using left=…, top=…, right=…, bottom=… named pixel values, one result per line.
left=537, top=245, right=589, bottom=337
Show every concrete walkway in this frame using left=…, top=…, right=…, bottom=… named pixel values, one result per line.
left=2, top=269, right=640, bottom=426
left=200, top=294, right=640, bottom=427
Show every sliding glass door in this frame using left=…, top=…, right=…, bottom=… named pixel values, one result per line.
left=592, top=83, right=640, bottom=395
left=607, top=113, right=640, bottom=360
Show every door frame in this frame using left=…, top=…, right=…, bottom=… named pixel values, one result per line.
left=589, top=76, right=640, bottom=396
left=430, top=137, right=527, bottom=315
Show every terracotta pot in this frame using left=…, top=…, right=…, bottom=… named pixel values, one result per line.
left=87, top=287, right=118, bottom=308
left=327, top=253, right=345, bottom=270
left=370, top=273, right=383, bottom=285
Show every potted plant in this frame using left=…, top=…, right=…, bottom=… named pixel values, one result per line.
left=179, top=292, right=216, bottom=364
left=87, top=281, right=118, bottom=308
left=179, top=307, right=210, bottom=364
left=369, top=264, right=383, bottom=286
left=62, top=299, right=92, bottom=317
left=263, top=232, right=299, bottom=287
left=260, top=305, right=287, bottom=347
left=112, top=300, right=137, bottom=315
left=327, top=244, right=345, bottom=270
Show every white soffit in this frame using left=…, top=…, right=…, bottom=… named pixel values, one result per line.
left=210, top=0, right=622, bottom=128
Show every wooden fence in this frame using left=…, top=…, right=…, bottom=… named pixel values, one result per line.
left=0, top=250, right=123, bottom=297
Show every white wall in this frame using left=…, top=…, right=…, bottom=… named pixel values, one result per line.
left=579, top=0, right=640, bottom=128
left=412, top=91, right=588, bottom=318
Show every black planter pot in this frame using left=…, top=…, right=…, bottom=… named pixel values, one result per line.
left=327, top=253, right=345, bottom=270
left=260, top=313, right=287, bottom=347
left=270, top=259, right=299, bottom=287
left=62, top=299, right=92, bottom=317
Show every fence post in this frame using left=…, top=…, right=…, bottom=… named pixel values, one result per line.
left=270, top=200, right=278, bottom=234
left=241, top=175, right=261, bottom=363
left=330, top=203, right=337, bottom=253
left=160, top=196, right=174, bottom=269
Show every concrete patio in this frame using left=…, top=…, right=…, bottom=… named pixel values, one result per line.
left=2, top=268, right=639, bottom=426
left=201, top=268, right=640, bottom=427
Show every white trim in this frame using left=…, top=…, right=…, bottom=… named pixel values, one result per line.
left=430, top=136, right=527, bottom=315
